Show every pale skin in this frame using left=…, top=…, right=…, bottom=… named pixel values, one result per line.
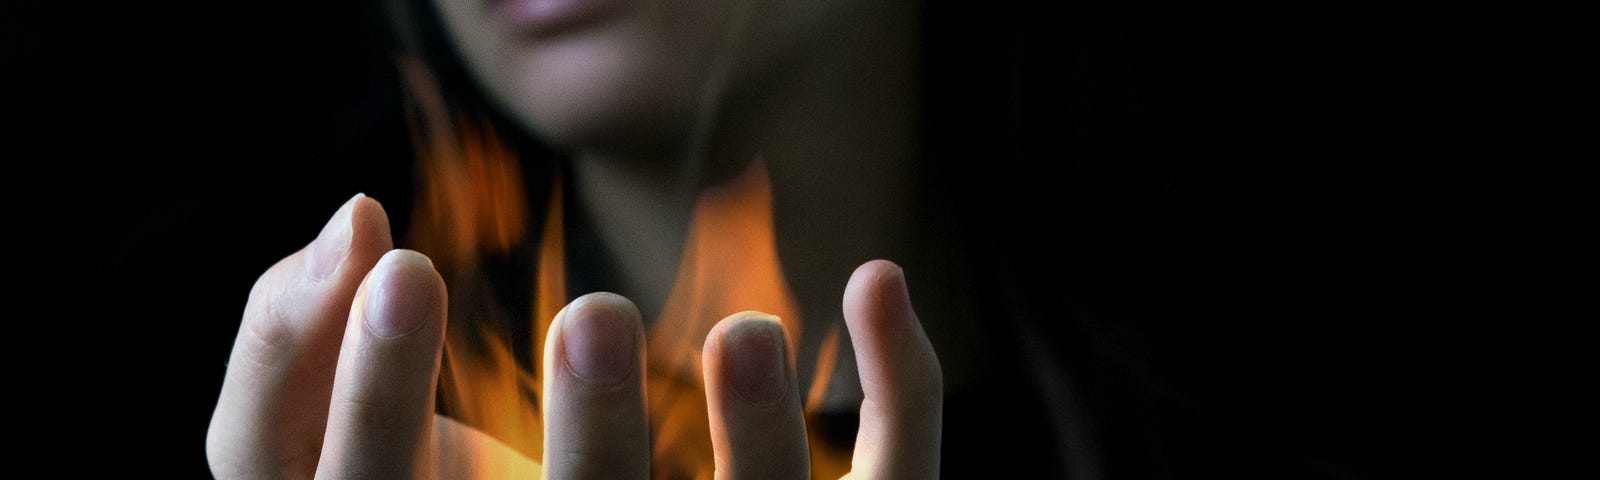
left=205, top=196, right=942, bottom=478
left=208, top=0, right=946, bottom=476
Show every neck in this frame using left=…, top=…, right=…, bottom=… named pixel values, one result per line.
left=571, top=4, right=922, bottom=324
left=569, top=3, right=987, bottom=412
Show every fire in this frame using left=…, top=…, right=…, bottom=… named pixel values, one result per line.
left=646, top=158, right=845, bottom=479
left=402, top=60, right=851, bottom=478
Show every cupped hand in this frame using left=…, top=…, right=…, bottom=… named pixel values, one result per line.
left=206, top=195, right=942, bottom=479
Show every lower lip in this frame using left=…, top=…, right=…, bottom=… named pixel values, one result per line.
left=492, top=0, right=626, bottom=35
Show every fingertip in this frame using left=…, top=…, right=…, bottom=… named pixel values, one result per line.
left=704, top=310, right=784, bottom=342
left=703, top=312, right=810, bottom=479
left=305, top=194, right=393, bottom=283
left=382, top=248, right=436, bottom=269
left=848, top=259, right=902, bottom=293
left=347, top=194, right=395, bottom=263
left=845, top=259, right=915, bottom=330
left=877, top=263, right=914, bottom=327
left=565, top=292, right=644, bottom=327
left=557, top=292, right=643, bottom=385
left=362, top=250, right=445, bottom=339
left=706, top=312, right=790, bottom=406
left=843, top=259, right=941, bottom=400
left=306, top=195, right=360, bottom=281
left=318, top=248, right=446, bottom=479
left=841, top=261, right=944, bottom=479
left=861, top=258, right=901, bottom=274
left=541, top=293, right=651, bottom=479
left=704, top=311, right=788, bottom=367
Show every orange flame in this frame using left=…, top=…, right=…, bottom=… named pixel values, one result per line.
left=403, top=59, right=850, bottom=478
left=644, top=159, right=807, bottom=479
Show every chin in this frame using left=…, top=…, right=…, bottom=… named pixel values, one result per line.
left=477, top=31, right=711, bottom=155
left=437, top=0, right=750, bottom=155
left=513, top=72, right=694, bottom=155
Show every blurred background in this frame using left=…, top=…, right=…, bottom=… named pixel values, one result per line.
left=7, top=0, right=1471, bottom=477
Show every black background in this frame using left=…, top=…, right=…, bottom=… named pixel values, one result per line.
left=9, top=0, right=1497, bottom=477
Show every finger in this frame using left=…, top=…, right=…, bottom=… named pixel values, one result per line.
left=316, top=249, right=448, bottom=478
left=842, top=260, right=943, bottom=479
left=208, top=194, right=393, bottom=478
left=704, top=312, right=810, bottom=480
left=541, top=293, right=649, bottom=480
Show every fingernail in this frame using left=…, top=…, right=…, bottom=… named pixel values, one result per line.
left=364, top=250, right=436, bottom=339
left=881, top=265, right=915, bottom=328
left=724, top=315, right=788, bottom=406
left=308, top=194, right=364, bottom=281
left=562, top=297, right=638, bottom=384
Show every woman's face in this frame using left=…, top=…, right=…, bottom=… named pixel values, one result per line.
left=432, top=0, right=859, bottom=153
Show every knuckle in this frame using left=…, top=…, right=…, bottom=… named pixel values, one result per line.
left=334, top=394, right=413, bottom=432
left=237, top=256, right=314, bottom=369
left=552, top=446, right=640, bottom=475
